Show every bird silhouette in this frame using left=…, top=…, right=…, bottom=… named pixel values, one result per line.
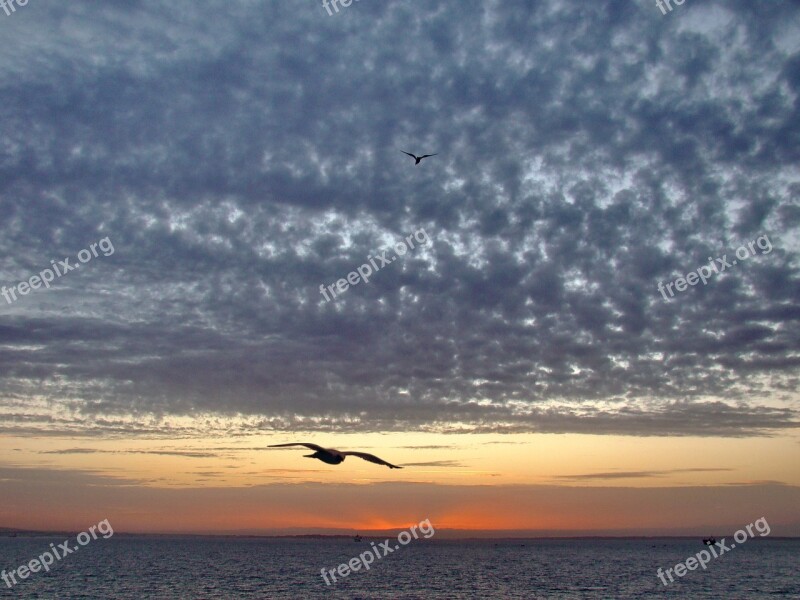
left=268, top=442, right=403, bottom=469
left=401, top=151, right=438, bottom=165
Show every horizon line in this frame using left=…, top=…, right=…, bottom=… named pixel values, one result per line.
left=3, top=526, right=797, bottom=540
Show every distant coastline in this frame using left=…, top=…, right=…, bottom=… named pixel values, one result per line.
left=2, top=527, right=797, bottom=540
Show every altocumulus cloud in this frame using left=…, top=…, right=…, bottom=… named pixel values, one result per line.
left=0, top=0, right=798, bottom=438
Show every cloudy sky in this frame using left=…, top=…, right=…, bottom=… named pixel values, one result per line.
left=1, top=0, right=799, bottom=535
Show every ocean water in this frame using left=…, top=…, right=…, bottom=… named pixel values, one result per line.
left=0, top=537, right=797, bottom=599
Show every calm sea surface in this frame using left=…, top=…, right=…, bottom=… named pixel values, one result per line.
left=0, top=537, right=797, bottom=599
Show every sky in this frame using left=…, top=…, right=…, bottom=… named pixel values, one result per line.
left=1, top=0, right=799, bottom=536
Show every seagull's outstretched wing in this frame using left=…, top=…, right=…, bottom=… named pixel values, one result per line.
left=342, top=451, right=403, bottom=469
left=269, top=442, right=327, bottom=452
left=419, top=153, right=438, bottom=159
left=401, top=151, right=418, bottom=160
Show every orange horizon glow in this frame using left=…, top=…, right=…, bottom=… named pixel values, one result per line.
left=2, top=430, right=799, bottom=536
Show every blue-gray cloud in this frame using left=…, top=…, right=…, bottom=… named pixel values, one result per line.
left=0, top=0, right=798, bottom=437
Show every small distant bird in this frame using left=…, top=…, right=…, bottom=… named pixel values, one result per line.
left=268, top=442, right=403, bottom=469
left=401, top=151, right=438, bottom=165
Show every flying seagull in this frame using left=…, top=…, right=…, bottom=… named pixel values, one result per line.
left=401, top=151, right=438, bottom=165
left=268, top=442, right=403, bottom=469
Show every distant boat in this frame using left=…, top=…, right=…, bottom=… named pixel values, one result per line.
left=353, top=534, right=362, bottom=542
left=703, top=537, right=716, bottom=546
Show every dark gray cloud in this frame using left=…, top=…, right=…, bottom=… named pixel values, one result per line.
left=401, top=460, right=466, bottom=467
left=554, top=467, right=734, bottom=481
left=0, top=465, right=144, bottom=487
left=0, top=0, right=798, bottom=437
left=40, top=448, right=218, bottom=458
